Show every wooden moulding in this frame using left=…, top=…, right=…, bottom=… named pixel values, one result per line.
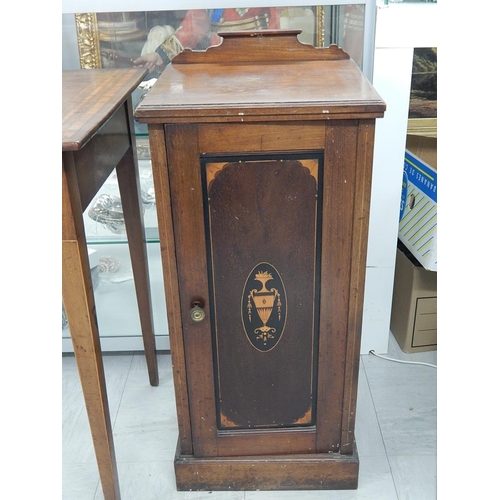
left=134, top=30, right=385, bottom=124
left=174, top=440, right=359, bottom=491
left=172, top=29, right=350, bottom=64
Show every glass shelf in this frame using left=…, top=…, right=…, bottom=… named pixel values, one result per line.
left=83, top=156, right=159, bottom=244
left=62, top=241, right=169, bottom=351
left=63, top=141, right=166, bottom=353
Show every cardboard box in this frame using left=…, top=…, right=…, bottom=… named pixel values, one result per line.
left=398, top=135, right=437, bottom=271
left=390, top=244, right=437, bottom=353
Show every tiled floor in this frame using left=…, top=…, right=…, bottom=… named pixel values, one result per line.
left=62, top=333, right=437, bottom=500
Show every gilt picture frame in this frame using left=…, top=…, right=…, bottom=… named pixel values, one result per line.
left=75, top=7, right=326, bottom=70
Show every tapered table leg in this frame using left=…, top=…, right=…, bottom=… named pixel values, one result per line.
left=62, top=161, right=121, bottom=500
left=116, top=135, right=159, bottom=386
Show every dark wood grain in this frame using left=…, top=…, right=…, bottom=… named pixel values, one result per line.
left=340, top=120, right=376, bottom=454
left=174, top=440, right=359, bottom=491
left=135, top=31, right=385, bottom=124
left=315, top=121, right=358, bottom=453
left=206, top=158, right=319, bottom=429
left=198, top=122, right=325, bottom=153
left=139, top=31, right=385, bottom=490
left=63, top=68, right=147, bottom=151
left=71, top=104, right=130, bottom=212
left=115, top=98, right=158, bottom=386
left=216, top=427, right=316, bottom=457
left=173, top=29, right=350, bottom=64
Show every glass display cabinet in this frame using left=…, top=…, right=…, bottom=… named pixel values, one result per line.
left=63, top=4, right=373, bottom=353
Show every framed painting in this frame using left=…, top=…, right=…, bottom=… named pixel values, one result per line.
left=408, top=47, right=437, bottom=138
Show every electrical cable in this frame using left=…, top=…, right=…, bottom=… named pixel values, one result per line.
left=368, top=350, right=437, bottom=368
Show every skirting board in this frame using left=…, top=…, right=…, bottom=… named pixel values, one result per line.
left=173, top=440, right=359, bottom=491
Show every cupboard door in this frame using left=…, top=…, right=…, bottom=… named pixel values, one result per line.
left=165, top=122, right=362, bottom=458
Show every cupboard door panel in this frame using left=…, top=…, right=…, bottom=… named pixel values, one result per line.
left=202, top=154, right=323, bottom=430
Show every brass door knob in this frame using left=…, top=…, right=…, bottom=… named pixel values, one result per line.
left=190, top=302, right=206, bottom=323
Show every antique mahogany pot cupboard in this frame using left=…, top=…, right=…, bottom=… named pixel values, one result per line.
left=135, top=30, right=386, bottom=491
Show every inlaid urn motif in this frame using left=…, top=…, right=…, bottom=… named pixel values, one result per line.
left=242, top=262, right=286, bottom=352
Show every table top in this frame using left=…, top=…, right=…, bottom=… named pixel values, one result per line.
left=62, top=68, right=147, bottom=152
left=135, top=31, right=385, bottom=124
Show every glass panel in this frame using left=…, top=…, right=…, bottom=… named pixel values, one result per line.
left=77, top=6, right=366, bottom=73
left=74, top=6, right=366, bottom=244
left=62, top=241, right=169, bottom=344
left=83, top=159, right=158, bottom=243
left=324, top=5, right=365, bottom=69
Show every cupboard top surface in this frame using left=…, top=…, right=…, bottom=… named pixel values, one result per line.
left=62, top=68, right=147, bottom=151
left=135, top=31, right=386, bottom=123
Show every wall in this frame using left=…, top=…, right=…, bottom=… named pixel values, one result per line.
left=361, top=1, right=438, bottom=353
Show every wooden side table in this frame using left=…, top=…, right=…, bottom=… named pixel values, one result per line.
left=62, top=68, right=158, bottom=500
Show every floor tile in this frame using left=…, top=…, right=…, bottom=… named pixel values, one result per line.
left=62, top=463, right=100, bottom=500
left=62, top=354, right=133, bottom=465
left=62, top=354, right=133, bottom=421
left=112, top=353, right=179, bottom=462
left=127, top=351, right=175, bottom=390
left=354, top=363, right=386, bottom=458
left=63, top=337, right=437, bottom=500
left=387, top=331, right=437, bottom=367
left=62, top=356, right=88, bottom=450
left=113, top=419, right=179, bottom=464
left=389, top=455, right=437, bottom=500
left=62, top=406, right=96, bottom=465
left=93, top=462, right=245, bottom=500
left=361, top=351, right=436, bottom=456
left=355, top=456, right=399, bottom=500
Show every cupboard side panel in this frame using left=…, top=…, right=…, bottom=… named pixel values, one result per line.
left=340, top=120, right=376, bottom=454
left=315, top=121, right=358, bottom=453
left=148, top=124, right=193, bottom=455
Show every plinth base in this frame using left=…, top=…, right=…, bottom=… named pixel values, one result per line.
left=174, top=441, right=359, bottom=491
